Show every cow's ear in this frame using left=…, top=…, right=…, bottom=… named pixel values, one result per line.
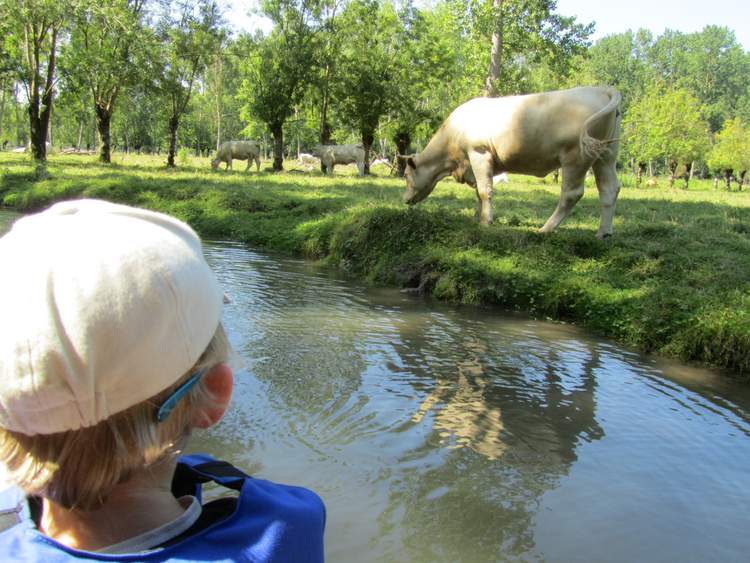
left=406, top=156, right=416, bottom=169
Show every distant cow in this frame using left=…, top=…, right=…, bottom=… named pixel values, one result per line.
left=493, top=172, right=509, bottom=184
left=401, top=86, right=622, bottom=238
left=299, top=152, right=318, bottom=165
left=211, top=141, right=261, bottom=171
left=315, top=144, right=365, bottom=176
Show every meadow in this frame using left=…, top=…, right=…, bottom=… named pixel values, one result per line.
left=2, top=151, right=749, bottom=378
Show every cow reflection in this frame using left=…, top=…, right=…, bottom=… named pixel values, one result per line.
left=411, top=338, right=507, bottom=460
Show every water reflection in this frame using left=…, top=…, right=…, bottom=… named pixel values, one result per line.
left=199, top=240, right=750, bottom=563
left=2, top=210, right=750, bottom=562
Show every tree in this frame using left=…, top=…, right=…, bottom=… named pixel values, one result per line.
left=389, top=1, right=455, bottom=175
left=576, top=29, right=654, bottom=114
left=650, top=26, right=750, bottom=132
left=64, top=0, right=150, bottom=163
left=475, top=0, right=593, bottom=96
left=707, top=117, right=750, bottom=190
left=237, top=0, right=320, bottom=171
left=334, top=0, right=401, bottom=174
left=1, top=0, right=68, bottom=165
left=308, top=0, right=341, bottom=147
left=156, top=0, right=224, bottom=167
left=624, top=86, right=710, bottom=188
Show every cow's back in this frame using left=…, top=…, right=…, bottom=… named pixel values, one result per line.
left=446, top=87, right=617, bottom=176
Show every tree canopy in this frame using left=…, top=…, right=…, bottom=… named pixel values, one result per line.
left=0, top=0, right=748, bottom=180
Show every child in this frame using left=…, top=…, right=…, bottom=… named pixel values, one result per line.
left=0, top=200, right=326, bottom=560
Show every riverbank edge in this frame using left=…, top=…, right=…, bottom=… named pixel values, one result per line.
left=1, top=160, right=748, bottom=380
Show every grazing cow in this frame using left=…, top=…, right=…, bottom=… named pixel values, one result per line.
left=211, top=141, right=261, bottom=172
left=493, top=172, right=509, bottom=184
left=315, top=144, right=365, bottom=176
left=401, top=86, right=622, bottom=238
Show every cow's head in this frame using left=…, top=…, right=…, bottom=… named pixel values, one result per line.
left=210, top=158, right=220, bottom=170
left=400, top=154, right=440, bottom=205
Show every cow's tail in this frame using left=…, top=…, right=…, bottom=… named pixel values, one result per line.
left=579, top=87, right=622, bottom=161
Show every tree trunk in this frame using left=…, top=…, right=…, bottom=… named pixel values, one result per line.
left=319, top=97, right=331, bottom=173
left=636, top=162, right=645, bottom=186
left=319, top=63, right=332, bottom=145
left=724, top=169, right=732, bottom=190
left=76, top=120, right=84, bottom=150
left=29, top=26, right=58, bottom=165
left=484, top=0, right=504, bottom=96
left=738, top=170, right=746, bottom=191
left=216, top=107, right=221, bottom=151
left=648, top=160, right=653, bottom=177
left=95, top=104, right=113, bottom=163
left=167, top=115, right=179, bottom=167
left=362, top=130, right=374, bottom=175
left=394, top=131, right=410, bottom=177
left=0, top=82, right=7, bottom=139
left=667, top=161, right=676, bottom=188
left=14, top=85, right=24, bottom=146
left=47, top=101, right=53, bottom=148
left=28, top=95, right=51, bottom=162
left=214, top=55, right=223, bottom=151
left=271, top=124, right=283, bottom=171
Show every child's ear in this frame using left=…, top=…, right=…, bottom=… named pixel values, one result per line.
left=193, top=363, right=233, bottom=429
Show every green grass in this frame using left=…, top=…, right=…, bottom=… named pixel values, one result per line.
left=2, top=152, right=750, bottom=379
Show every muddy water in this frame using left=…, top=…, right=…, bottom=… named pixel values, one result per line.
left=2, top=210, right=749, bottom=562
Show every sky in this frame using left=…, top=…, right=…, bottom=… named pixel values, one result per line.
left=555, top=0, right=750, bottom=50
left=220, top=0, right=750, bottom=51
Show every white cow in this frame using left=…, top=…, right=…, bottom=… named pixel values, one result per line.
left=315, top=144, right=366, bottom=176
left=401, top=87, right=622, bottom=238
left=211, top=141, right=261, bottom=172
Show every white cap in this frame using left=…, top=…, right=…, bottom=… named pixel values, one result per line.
left=0, top=200, right=223, bottom=435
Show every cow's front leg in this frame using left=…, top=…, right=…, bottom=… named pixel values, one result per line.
left=468, top=151, right=494, bottom=225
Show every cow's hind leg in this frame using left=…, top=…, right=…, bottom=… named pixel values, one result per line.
left=468, top=151, right=494, bottom=225
left=539, top=165, right=586, bottom=234
left=592, top=158, right=621, bottom=239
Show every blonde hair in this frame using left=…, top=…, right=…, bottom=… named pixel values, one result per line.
left=0, top=324, right=231, bottom=510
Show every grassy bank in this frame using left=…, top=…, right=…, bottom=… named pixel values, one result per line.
left=2, top=152, right=750, bottom=378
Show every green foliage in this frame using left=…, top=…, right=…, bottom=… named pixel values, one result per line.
left=650, top=26, right=749, bottom=132
left=334, top=0, right=400, bottom=144
left=623, top=85, right=710, bottom=167
left=61, top=0, right=152, bottom=161
left=707, top=117, right=750, bottom=173
left=237, top=0, right=321, bottom=167
left=575, top=29, right=653, bottom=113
left=468, top=0, right=593, bottom=96
left=155, top=0, right=224, bottom=166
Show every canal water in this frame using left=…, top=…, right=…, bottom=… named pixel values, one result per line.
left=2, top=209, right=749, bottom=562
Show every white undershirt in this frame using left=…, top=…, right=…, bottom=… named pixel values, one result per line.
left=95, top=496, right=202, bottom=554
